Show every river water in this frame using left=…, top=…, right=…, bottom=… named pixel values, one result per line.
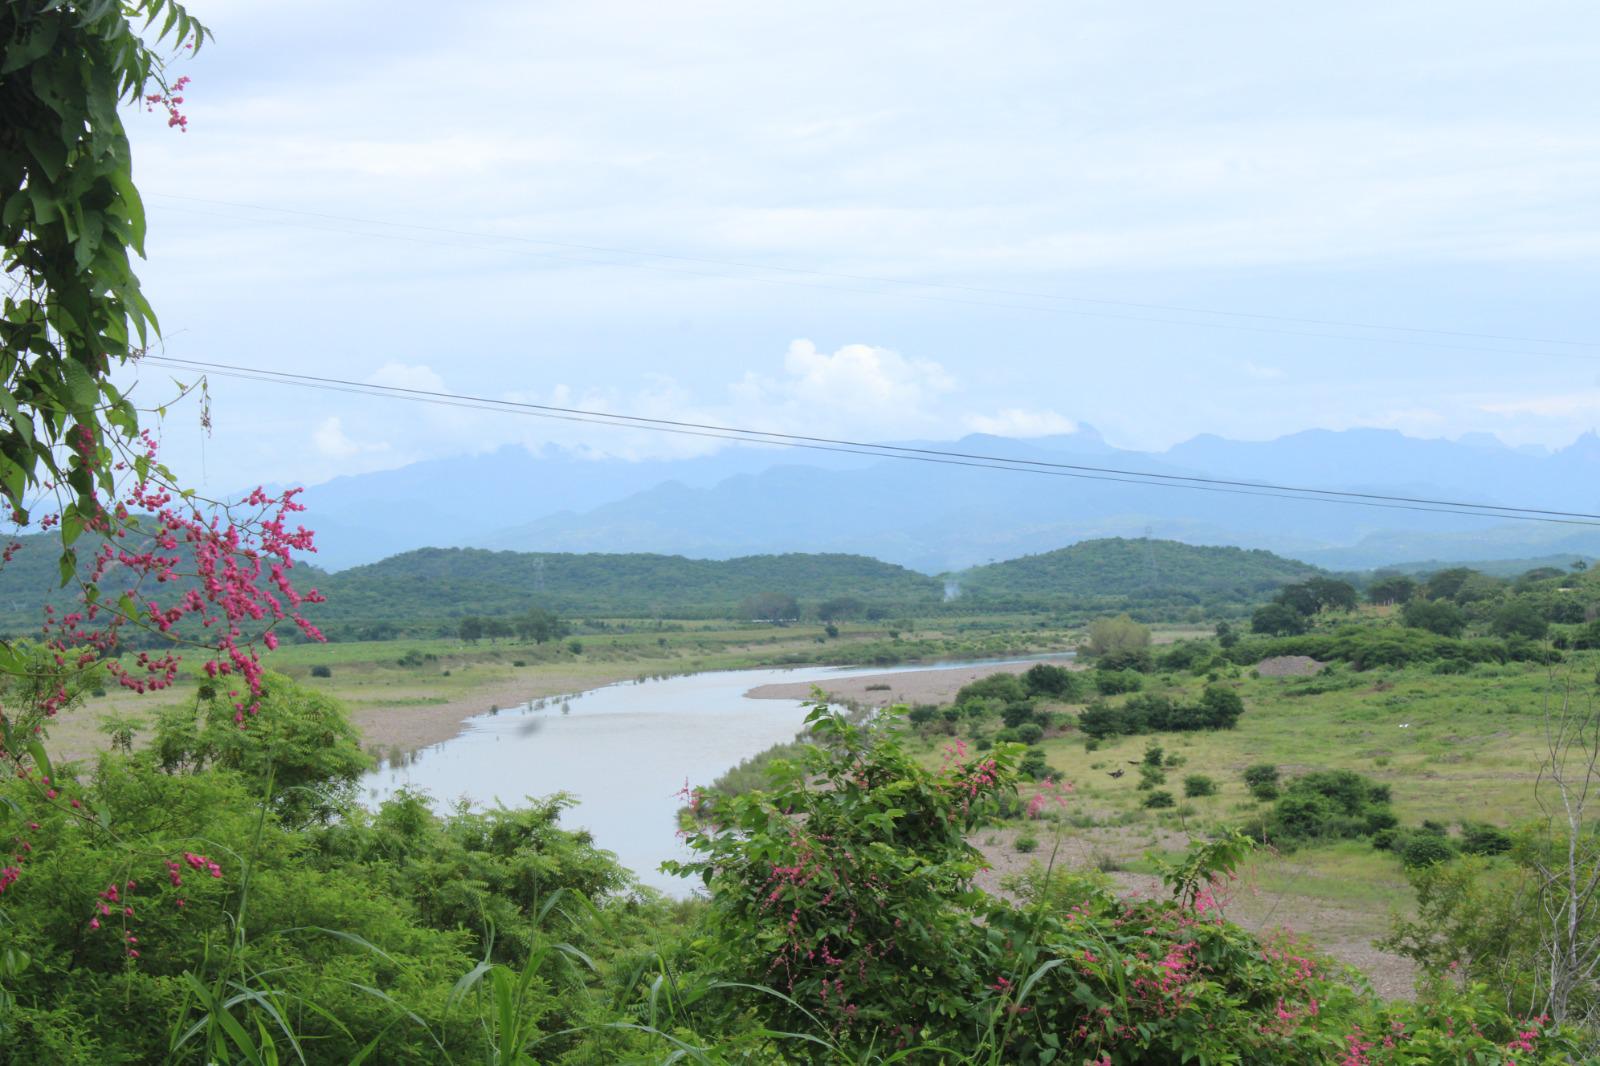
left=361, top=656, right=1065, bottom=894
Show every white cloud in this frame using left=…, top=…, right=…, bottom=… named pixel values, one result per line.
left=1481, top=391, right=1600, bottom=418
left=1239, top=362, right=1286, bottom=381
left=368, top=363, right=448, bottom=392
left=725, top=340, right=954, bottom=422
left=312, top=416, right=389, bottom=460
left=962, top=408, right=1077, bottom=437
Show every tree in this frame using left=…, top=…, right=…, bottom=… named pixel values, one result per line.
left=739, top=591, right=799, bottom=622
left=1367, top=574, right=1418, bottom=606
left=1493, top=600, right=1550, bottom=641
left=514, top=606, right=567, bottom=643
left=1424, top=567, right=1477, bottom=602
left=1274, top=583, right=1321, bottom=617
left=458, top=616, right=485, bottom=643
left=1402, top=598, right=1467, bottom=637
left=1304, top=577, right=1359, bottom=612
left=1214, top=620, right=1239, bottom=648
left=1198, top=683, right=1245, bottom=729
left=0, top=2, right=321, bottom=719
left=1085, top=613, right=1150, bottom=658
left=816, top=595, right=864, bottom=621
left=1251, top=601, right=1308, bottom=636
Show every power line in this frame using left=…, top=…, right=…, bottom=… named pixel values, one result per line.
left=146, top=193, right=1597, bottom=363
left=137, top=354, right=1600, bottom=528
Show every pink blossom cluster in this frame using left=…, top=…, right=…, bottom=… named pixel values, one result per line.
left=144, top=74, right=192, bottom=131
left=32, top=430, right=324, bottom=721
left=1025, top=777, right=1073, bottom=819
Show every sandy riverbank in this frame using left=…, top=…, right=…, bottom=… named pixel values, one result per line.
left=744, top=658, right=1081, bottom=708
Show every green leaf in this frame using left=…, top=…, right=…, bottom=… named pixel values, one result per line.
left=62, top=359, right=100, bottom=409
left=24, top=740, right=52, bottom=783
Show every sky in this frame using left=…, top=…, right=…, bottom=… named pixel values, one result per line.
left=119, top=0, right=1600, bottom=492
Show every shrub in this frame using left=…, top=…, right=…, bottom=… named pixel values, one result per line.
left=1138, top=764, right=1167, bottom=790
left=1265, top=770, right=1393, bottom=844
left=1398, top=832, right=1459, bottom=868
left=1143, top=790, right=1176, bottom=809
left=1022, top=662, right=1080, bottom=699
left=1460, top=822, right=1514, bottom=856
left=1018, top=748, right=1052, bottom=781
left=1000, top=701, right=1037, bottom=728
left=1402, top=598, right=1467, bottom=637
left=1014, top=833, right=1039, bottom=853
left=908, top=704, right=938, bottom=726
left=309, top=664, right=333, bottom=678
left=1094, top=668, right=1144, bottom=695
left=1184, top=774, right=1218, bottom=798
left=1243, top=763, right=1280, bottom=801
left=955, top=672, right=1028, bottom=705
left=1016, top=723, right=1044, bottom=745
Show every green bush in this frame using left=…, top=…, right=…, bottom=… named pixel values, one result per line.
left=1022, top=662, right=1080, bottom=699
left=1243, top=763, right=1280, bottom=801
left=1184, top=774, right=1218, bottom=798
left=1143, top=790, right=1176, bottom=809
left=955, top=672, right=1028, bottom=705
left=1461, top=821, right=1514, bottom=856
left=1014, top=833, right=1039, bottom=853
left=1016, top=722, right=1045, bottom=745
left=1093, top=668, right=1144, bottom=695
left=1398, top=832, right=1460, bottom=868
left=1019, top=747, right=1052, bottom=780
left=309, top=663, right=333, bottom=678
left=1265, top=770, right=1394, bottom=845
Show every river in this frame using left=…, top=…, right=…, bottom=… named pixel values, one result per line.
left=362, top=656, right=1067, bottom=894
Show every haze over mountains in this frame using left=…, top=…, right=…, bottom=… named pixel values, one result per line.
left=295, top=426, right=1600, bottom=573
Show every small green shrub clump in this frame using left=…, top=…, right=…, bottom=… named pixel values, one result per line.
left=309, top=663, right=333, bottom=678
left=1144, top=790, right=1176, bottom=809
left=1014, top=833, right=1040, bottom=853
left=1019, top=747, right=1052, bottom=780
left=1460, top=821, right=1514, bottom=856
left=1094, top=668, right=1144, bottom=695
left=1079, top=683, right=1245, bottom=739
left=1243, top=762, right=1280, bottom=800
left=1184, top=774, right=1218, bottom=798
left=1262, top=770, right=1395, bottom=845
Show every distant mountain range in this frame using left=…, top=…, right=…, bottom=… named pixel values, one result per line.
left=288, top=427, right=1600, bottom=572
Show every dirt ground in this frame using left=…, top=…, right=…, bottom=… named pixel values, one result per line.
left=744, top=658, right=1081, bottom=707
left=1254, top=655, right=1326, bottom=678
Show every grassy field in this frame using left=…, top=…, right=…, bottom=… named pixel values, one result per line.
left=940, top=650, right=1596, bottom=996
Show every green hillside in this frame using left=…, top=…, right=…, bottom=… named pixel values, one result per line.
left=954, top=537, right=1324, bottom=614
left=0, top=535, right=1333, bottom=639
left=304, top=547, right=943, bottom=634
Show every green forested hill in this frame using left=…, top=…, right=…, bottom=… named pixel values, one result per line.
left=0, top=534, right=1324, bottom=639
left=954, top=538, right=1324, bottom=614
left=307, top=548, right=944, bottom=633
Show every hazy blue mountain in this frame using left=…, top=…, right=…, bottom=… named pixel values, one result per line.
left=294, top=442, right=880, bottom=569
left=287, top=427, right=1600, bottom=572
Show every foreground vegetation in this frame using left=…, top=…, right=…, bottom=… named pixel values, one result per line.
left=2, top=668, right=1584, bottom=1063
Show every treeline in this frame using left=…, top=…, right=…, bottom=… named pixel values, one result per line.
left=456, top=606, right=569, bottom=644
left=954, top=538, right=1325, bottom=617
